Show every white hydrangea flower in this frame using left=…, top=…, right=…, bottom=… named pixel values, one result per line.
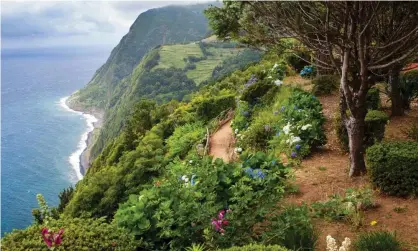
left=189, top=160, right=193, bottom=164
left=273, top=63, right=278, bottom=69
left=234, top=129, right=239, bottom=134
left=283, top=122, right=292, bottom=135
left=267, top=76, right=273, bottom=79
left=184, top=177, right=189, bottom=183
left=286, top=136, right=301, bottom=145
left=301, top=124, right=312, bottom=130
left=274, top=79, right=283, bottom=86
left=181, top=175, right=187, bottom=181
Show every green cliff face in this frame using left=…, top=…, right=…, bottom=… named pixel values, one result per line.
left=90, top=40, right=261, bottom=159
left=70, top=4, right=211, bottom=110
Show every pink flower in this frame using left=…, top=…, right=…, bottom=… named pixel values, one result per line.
left=41, top=227, right=64, bottom=249
left=218, top=210, right=225, bottom=219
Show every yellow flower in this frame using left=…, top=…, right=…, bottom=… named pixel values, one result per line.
left=370, top=220, right=378, bottom=226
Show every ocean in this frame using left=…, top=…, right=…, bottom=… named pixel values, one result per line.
left=1, top=48, right=108, bottom=235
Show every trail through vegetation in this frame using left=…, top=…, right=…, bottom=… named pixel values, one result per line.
left=209, top=120, right=234, bottom=162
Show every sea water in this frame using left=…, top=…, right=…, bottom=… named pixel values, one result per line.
left=1, top=48, right=107, bottom=235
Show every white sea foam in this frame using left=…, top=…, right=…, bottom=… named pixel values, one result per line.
left=59, top=96, right=98, bottom=181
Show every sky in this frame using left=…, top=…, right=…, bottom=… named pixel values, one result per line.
left=1, top=1, right=211, bottom=51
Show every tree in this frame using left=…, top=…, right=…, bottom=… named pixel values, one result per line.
left=206, top=1, right=418, bottom=176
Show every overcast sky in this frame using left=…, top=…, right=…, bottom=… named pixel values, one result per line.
left=1, top=1, right=210, bottom=50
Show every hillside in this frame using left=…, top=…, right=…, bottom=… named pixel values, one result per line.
left=68, top=3, right=213, bottom=111
left=89, top=41, right=261, bottom=160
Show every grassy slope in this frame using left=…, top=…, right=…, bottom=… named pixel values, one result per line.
left=153, top=43, right=243, bottom=85
left=154, top=43, right=203, bottom=70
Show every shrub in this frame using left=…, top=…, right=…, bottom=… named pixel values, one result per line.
left=219, top=244, right=288, bottom=251
left=166, top=122, right=206, bottom=159
left=400, top=70, right=418, bottom=109
left=231, top=101, right=252, bottom=132
left=195, top=94, right=236, bottom=121
left=366, top=141, right=418, bottom=196
left=335, top=110, right=389, bottom=152
left=115, top=153, right=291, bottom=250
left=259, top=205, right=317, bottom=251
left=354, top=231, right=401, bottom=251
left=269, top=89, right=326, bottom=159
left=311, top=188, right=374, bottom=227
left=1, top=217, right=138, bottom=251
left=241, top=81, right=275, bottom=104
left=366, top=87, right=380, bottom=110
left=184, top=63, right=197, bottom=70
left=299, top=65, right=316, bottom=78
left=364, top=110, right=389, bottom=147
left=285, top=51, right=310, bottom=72
left=402, top=122, right=418, bottom=141
left=311, top=75, right=339, bottom=95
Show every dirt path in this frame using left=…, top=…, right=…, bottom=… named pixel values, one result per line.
left=285, top=94, right=418, bottom=250
left=209, top=121, right=234, bottom=162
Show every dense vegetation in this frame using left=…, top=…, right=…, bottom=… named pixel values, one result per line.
left=70, top=3, right=212, bottom=110
left=4, top=2, right=418, bottom=250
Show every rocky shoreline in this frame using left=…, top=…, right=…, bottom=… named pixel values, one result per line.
left=65, top=93, right=104, bottom=176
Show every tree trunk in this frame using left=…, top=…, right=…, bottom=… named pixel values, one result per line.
left=389, top=67, right=404, bottom=116
left=346, top=117, right=367, bottom=177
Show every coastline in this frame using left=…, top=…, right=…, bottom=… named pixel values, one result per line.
left=60, top=95, right=103, bottom=179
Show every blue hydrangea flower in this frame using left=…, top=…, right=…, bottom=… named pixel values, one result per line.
left=245, top=167, right=254, bottom=177
left=291, top=152, right=297, bottom=158
left=256, top=169, right=265, bottom=179
left=295, top=144, right=301, bottom=150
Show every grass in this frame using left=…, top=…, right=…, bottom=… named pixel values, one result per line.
left=283, top=76, right=313, bottom=91
left=153, top=42, right=243, bottom=85
left=154, top=43, right=203, bottom=70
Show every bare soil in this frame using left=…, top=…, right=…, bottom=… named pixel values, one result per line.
left=286, top=92, right=418, bottom=250
left=209, top=121, right=235, bottom=162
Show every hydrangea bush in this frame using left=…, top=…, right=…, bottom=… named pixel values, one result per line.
left=299, top=65, right=316, bottom=78
left=115, top=153, right=292, bottom=250
left=269, top=89, right=326, bottom=159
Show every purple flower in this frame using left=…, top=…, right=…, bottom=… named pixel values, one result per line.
left=295, top=144, right=301, bottom=150
left=244, top=75, right=257, bottom=88
left=291, top=152, right=297, bottom=158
